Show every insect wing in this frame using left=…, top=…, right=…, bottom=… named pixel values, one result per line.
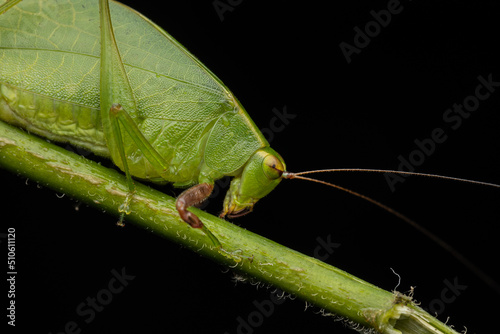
left=0, top=0, right=265, bottom=182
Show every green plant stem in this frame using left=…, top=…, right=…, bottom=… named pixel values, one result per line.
left=0, top=120, right=460, bottom=334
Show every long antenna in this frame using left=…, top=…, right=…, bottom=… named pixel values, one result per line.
left=286, top=168, right=500, bottom=189
left=282, top=169, right=500, bottom=295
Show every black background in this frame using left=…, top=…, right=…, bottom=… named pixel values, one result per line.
left=2, top=0, right=500, bottom=333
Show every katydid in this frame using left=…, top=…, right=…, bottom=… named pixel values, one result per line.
left=0, top=0, right=499, bottom=292
left=0, top=0, right=286, bottom=233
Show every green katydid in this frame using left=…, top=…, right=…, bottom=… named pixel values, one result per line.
left=0, top=0, right=499, bottom=291
left=0, top=0, right=286, bottom=233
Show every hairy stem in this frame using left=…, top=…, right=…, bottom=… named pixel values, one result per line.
left=0, top=120, right=460, bottom=334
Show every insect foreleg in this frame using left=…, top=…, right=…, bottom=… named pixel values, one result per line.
left=0, top=0, right=22, bottom=15
left=176, top=183, right=215, bottom=228
left=176, top=183, right=251, bottom=257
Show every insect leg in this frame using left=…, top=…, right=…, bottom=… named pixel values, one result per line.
left=109, top=103, right=169, bottom=175
left=109, top=105, right=223, bottom=248
left=99, top=0, right=141, bottom=224
left=0, top=0, right=22, bottom=15
left=99, top=0, right=171, bottom=224
left=176, top=184, right=254, bottom=258
left=176, top=183, right=214, bottom=228
left=107, top=103, right=171, bottom=225
left=108, top=104, right=135, bottom=221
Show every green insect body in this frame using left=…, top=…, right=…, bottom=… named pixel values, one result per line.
left=0, top=0, right=286, bottom=226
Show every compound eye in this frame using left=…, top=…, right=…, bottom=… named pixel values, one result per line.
left=263, top=155, right=284, bottom=180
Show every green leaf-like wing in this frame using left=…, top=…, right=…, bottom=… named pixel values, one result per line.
left=0, top=0, right=267, bottom=183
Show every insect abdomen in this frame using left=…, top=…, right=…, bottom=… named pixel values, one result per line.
left=0, top=83, right=109, bottom=156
